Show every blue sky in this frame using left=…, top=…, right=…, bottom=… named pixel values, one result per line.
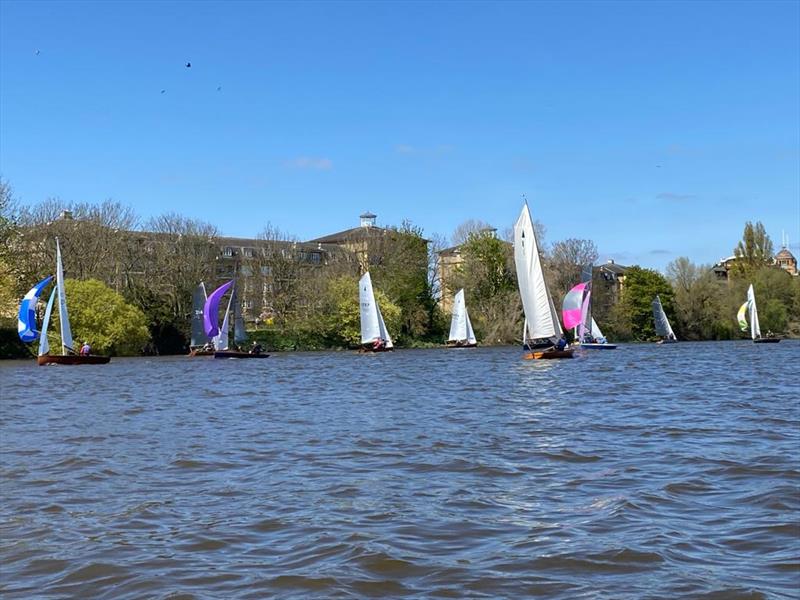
left=1, top=0, right=798, bottom=270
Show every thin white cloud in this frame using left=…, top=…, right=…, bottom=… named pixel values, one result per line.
left=395, top=144, right=416, bottom=154
left=649, top=249, right=672, bottom=255
left=283, top=157, right=333, bottom=170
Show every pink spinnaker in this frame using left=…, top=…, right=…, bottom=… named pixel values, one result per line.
left=562, top=282, right=587, bottom=330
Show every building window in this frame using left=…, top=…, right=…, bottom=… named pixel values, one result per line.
left=243, top=299, right=253, bottom=310
left=240, top=265, right=253, bottom=277
left=310, top=252, right=321, bottom=264
left=260, top=265, right=272, bottom=276
left=243, top=247, right=255, bottom=258
left=223, top=246, right=234, bottom=257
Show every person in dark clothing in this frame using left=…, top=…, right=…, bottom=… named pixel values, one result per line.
left=555, top=334, right=568, bottom=351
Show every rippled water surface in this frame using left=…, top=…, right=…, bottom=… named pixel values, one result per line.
left=1, top=342, right=799, bottom=599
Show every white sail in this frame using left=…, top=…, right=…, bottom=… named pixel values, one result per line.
left=590, top=317, right=604, bottom=341
left=376, top=305, right=394, bottom=348
left=448, top=289, right=468, bottom=341
left=214, top=291, right=233, bottom=350
left=55, top=238, right=74, bottom=354
left=359, top=272, right=381, bottom=344
left=38, top=288, right=57, bottom=356
left=747, top=284, right=761, bottom=339
left=652, top=295, right=675, bottom=339
left=514, top=203, right=557, bottom=341
left=465, top=308, right=477, bottom=345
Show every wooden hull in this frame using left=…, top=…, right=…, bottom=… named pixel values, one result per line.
left=37, top=354, right=110, bottom=366
left=580, top=343, right=618, bottom=350
left=523, top=349, right=574, bottom=360
left=189, top=349, right=215, bottom=357
left=213, top=351, right=270, bottom=359
left=754, top=338, right=780, bottom=343
left=446, top=342, right=478, bottom=348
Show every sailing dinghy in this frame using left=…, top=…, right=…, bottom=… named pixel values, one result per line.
left=447, top=289, right=477, bottom=347
left=359, top=272, right=394, bottom=352
left=188, top=282, right=214, bottom=356
left=18, top=238, right=110, bottom=365
left=204, top=280, right=269, bottom=358
left=739, top=284, right=780, bottom=343
left=562, top=280, right=617, bottom=350
left=652, top=295, right=677, bottom=344
left=513, top=202, right=573, bottom=359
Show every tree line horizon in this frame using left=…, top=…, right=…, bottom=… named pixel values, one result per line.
left=1, top=182, right=798, bottom=357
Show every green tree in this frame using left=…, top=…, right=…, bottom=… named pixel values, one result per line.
left=57, top=279, right=151, bottom=355
left=760, top=299, right=788, bottom=334
left=319, top=275, right=401, bottom=347
left=612, top=267, right=674, bottom=341
left=731, top=221, right=774, bottom=277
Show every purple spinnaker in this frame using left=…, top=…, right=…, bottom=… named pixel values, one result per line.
left=203, top=280, right=234, bottom=338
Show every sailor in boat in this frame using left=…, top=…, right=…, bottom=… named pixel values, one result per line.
left=555, top=334, right=568, bottom=351
left=371, top=338, right=385, bottom=351
left=80, top=341, right=91, bottom=356
left=249, top=341, right=264, bottom=355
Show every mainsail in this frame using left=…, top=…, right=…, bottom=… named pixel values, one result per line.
left=233, top=287, right=248, bottom=345
left=17, top=276, right=53, bottom=343
left=448, top=289, right=478, bottom=345
left=55, top=238, right=74, bottom=354
left=746, top=284, right=761, bottom=340
left=190, top=283, right=210, bottom=348
left=203, top=280, right=234, bottom=338
left=652, top=295, right=675, bottom=339
left=359, top=272, right=392, bottom=345
left=514, top=203, right=559, bottom=342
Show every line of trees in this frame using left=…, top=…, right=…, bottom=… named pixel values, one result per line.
left=2, top=181, right=798, bottom=357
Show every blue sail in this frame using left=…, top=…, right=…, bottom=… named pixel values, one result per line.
left=17, top=276, right=54, bottom=342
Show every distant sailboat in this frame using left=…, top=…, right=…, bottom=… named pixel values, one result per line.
left=652, top=295, right=677, bottom=344
left=447, top=289, right=477, bottom=347
left=561, top=280, right=617, bottom=350
left=739, top=284, right=780, bottom=343
left=18, top=238, right=110, bottom=365
left=359, top=272, right=394, bottom=352
left=188, top=282, right=214, bottom=356
left=203, top=280, right=269, bottom=358
left=513, top=202, right=573, bottom=359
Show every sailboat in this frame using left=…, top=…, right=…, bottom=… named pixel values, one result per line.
left=203, top=280, right=269, bottom=358
left=359, top=271, right=394, bottom=352
left=447, top=289, right=478, bottom=347
left=18, top=238, right=110, bottom=365
left=561, top=280, right=617, bottom=350
left=652, top=295, right=677, bottom=344
left=738, top=284, right=780, bottom=343
left=513, top=202, right=573, bottom=359
left=188, top=282, right=214, bottom=356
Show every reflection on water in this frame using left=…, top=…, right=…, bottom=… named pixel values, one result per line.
left=1, top=342, right=798, bottom=599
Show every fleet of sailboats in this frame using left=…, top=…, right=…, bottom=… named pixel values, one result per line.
left=739, top=284, right=780, bottom=343
left=203, top=280, right=269, bottom=358
left=16, top=211, right=791, bottom=363
left=513, top=202, right=573, bottom=359
left=17, top=238, right=110, bottom=365
left=652, top=295, right=677, bottom=344
left=447, top=289, right=477, bottom=347
left=359, top=272, right=394, bottom=352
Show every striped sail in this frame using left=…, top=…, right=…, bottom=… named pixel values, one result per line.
left=17, top=276, right=53, bottom=342
left=562, top=282, right=587, bottom=331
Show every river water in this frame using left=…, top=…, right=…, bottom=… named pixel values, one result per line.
left=1, top=342, right=798, bottom=599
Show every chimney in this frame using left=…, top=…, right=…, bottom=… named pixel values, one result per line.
left=59, top=210, right=74, bottom=220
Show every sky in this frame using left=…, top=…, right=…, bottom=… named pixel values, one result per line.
left=1, top=0, right=798, bottom=271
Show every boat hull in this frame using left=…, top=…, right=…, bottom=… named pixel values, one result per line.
left=580, top=343, right=618, bottom=350
left=358, top=346, right=394, bottom=353
left=656, top=339, right=678, bottom=345
left=37, top=354, right=111, bottom=366
left=213, top=351, right=270, bottom=359
left=523, top=349, right=574, bottom=360
left=189, top=348, right=215, bottom=356
left=753, top=338, right=780, bottom=344
left=446, top=341, right=478, bottom=348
